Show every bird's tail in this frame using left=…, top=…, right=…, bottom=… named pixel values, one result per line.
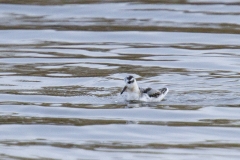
left=160, top=87, right=168, bottom=95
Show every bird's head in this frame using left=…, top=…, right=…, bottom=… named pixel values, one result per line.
left=120, top=75, right=136, bottom=94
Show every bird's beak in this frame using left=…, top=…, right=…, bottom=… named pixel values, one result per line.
left=121, top=86, right=127, bottom=94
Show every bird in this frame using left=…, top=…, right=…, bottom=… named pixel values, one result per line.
left=120, top=75, right=168, bottom=102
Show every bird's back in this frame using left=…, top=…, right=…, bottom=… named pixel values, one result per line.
left=140, top=87, right=168, bottom=101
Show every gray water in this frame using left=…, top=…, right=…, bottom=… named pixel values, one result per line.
left=0, top=1, right=240, bottom=160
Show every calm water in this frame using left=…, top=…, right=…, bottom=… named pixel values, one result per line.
left=0, top=1, right=240, bottom=160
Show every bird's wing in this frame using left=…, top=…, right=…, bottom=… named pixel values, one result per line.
left=140, top=87, right=168, bottom=98
left=140, top=87, right=160, bottom=98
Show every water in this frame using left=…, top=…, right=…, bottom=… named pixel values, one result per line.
left=0, top=1, right=240, bottom=160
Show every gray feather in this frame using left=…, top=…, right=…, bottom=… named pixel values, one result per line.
left=139, top=87, right=168, bottom=98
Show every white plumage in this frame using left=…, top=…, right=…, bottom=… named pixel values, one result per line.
left=120, top=75, right=168, bottom=102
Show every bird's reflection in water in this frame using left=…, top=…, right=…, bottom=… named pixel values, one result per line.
left=125, top=100, right=160, bottom=108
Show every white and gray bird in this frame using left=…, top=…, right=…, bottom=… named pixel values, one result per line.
left=120, top=75, right=168, bottom=102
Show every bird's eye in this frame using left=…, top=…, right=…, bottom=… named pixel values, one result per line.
left=128, top=80, right=134, bottom=84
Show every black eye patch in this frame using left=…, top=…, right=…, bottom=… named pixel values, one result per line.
left=128, top=80, right=134, bottom=84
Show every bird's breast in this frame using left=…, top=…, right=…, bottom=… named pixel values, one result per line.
left=127, top=92, right=140, bottom=101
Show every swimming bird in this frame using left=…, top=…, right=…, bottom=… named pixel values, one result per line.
left=120, top=75, right=168, bottom=102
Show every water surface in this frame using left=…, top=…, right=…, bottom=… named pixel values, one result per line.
left=0, top=1, right=240, bottom=160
